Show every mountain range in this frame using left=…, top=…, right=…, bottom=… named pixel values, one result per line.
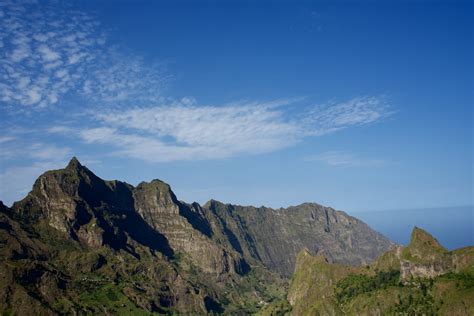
left=0, top=157, right=394, bottom=314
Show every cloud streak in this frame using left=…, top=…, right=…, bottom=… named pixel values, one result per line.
left=305, top=151, right=386, bottom=167
left=45, top=96, right=393, bottom=163
left=0, top=137, right=71, bottom=162
left=303, top=96, right=393, bottom=136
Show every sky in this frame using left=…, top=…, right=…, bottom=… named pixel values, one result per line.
left=0, top=0, right=472, bottom=213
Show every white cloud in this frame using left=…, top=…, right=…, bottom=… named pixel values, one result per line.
left=29, top=143, right=72, bottom=161
left=37, top=44, right=60, bottom=61
left=81, top=53, right=166, bottom=104
left=98, top=99, right=297, bottom=148
left=0, top=1, right=99, bottom=108
left=0, top=136, right=15, bottom=144
left=303, top=96, right=393, bottom=136
left=47, top=125, right=75, bottom=134
left=80, top=127, right=118, bottom=144
left=64, top=96, right=392, bottom=163
left=33, top=33, right=49, bottom=42
left=0, top=136, right=71, bottom=162
left=17, top=76, right=31, bottom=89
left=0, top=1, right=165, bottom=109
left=25, top=87, right=41, bottom=105
left=10, top=44, right=30, bottom=62
left=305, top=151, right=386, bottom=167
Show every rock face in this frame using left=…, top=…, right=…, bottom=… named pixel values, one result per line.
left=206, top=201, right=392, bottom=277
left=285, top=227, right=474, bottom=316
left=133, top=180, right=245, bottom=275
left=12, top=157, right=174, bottom=257
left=0, top=157, right=394, bottom=314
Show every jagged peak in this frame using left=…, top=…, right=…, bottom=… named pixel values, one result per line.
left=150, top=178, right=170, bottom=186
left=203, top=199, right=228, bottom=210
left=66, top=156, right=82, bottom=169
left=135, top=179, right=178, bottom=203
left=137, top=179, right=173, bottom=191
left=408, top=226, right=446, bottom=252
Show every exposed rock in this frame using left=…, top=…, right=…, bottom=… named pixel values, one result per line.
left=400, top=227, right=452, bottom=280
left=133, top=180, right=245, bottom=275
left=204, top=200, right=393, bottom=276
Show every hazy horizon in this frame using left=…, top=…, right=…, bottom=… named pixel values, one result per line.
left=352, top=205, right=473, bottom=250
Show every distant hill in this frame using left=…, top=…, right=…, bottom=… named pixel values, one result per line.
left=0, top=157, right=391, bottom=314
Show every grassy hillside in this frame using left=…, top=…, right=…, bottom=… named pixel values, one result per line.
left=285, top=227, right=474, bottom=315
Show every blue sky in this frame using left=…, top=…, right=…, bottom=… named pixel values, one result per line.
left=0, top=0, right=472, bottom=212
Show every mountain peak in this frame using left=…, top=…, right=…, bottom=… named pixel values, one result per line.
left=203, top=199, right=225, bottom=209
left=66, top=156, right=82, bottom=170
left=406, top=226, right=447, bottom=255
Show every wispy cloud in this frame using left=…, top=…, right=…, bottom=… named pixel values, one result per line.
left=0, top=133, right=72, bottom=205
left=29, top=143, right=72, bottom=161
left=0, top=160, right=68, bottom=206
left=0, top=0, right=164, bottom=109
left=0, top=136, right=15, bottom=144
left=0, top=139, right=71, bottom=162
left=305, top=151, right=386, bottom=167
left=0, top=0, right=102, bottom=108
left=45, top=96, right=393, bottom=163
left=302, top=96, right=393, bottom=136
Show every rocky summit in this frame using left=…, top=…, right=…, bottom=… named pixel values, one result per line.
left=0, top=157, right=393, bottom=315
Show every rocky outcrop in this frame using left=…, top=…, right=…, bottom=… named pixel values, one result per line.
left=400, top=227, right=452, bottom=280
left=12, top=157, right=174, bottom=257
left=133, top=180, right=246, bottom=275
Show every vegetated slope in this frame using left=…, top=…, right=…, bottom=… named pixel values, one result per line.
left=284, top=227, right=474, bottom=316
left=0, top=158, right=392, bottom=314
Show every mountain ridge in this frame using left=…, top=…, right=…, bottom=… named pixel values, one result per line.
left=0, top=157, right=393, bottom=314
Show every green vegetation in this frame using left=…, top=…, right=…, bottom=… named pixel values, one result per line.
left=440, top=271, right=474, bottom=289
left=75, top=283, right=153, bottom=315
left=256, top=299, right=292, bottom=316
left=335, top=270, right=400, bottom=303
left=391, top=280, right=438, bottom=315
left=219, top=267, right=288, bottom=314
left=288, top=227, right=474, bottom=315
